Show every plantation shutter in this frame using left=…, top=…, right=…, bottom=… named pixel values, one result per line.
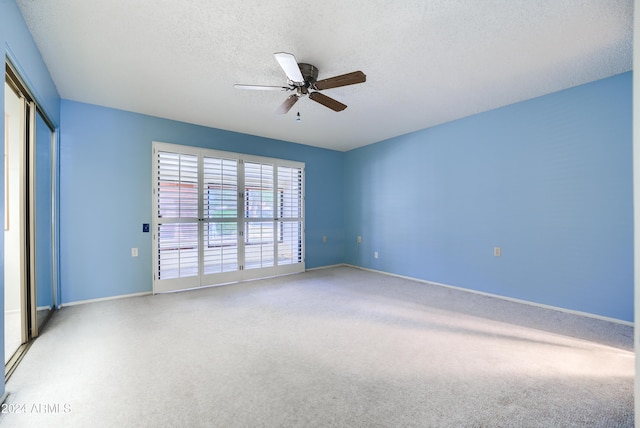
left=156, top=151, right=200, bottom=290
left=277, top=166, right=304, bottom=265
left=153, top=142, right=305, bottom=293
left=202, top=156, right=239, bottom=275
left=243, top=161, right=276, bottom=270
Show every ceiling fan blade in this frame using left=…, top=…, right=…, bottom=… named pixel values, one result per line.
left=234, top=84, right=290, bottom=91
left=309, top=92, right=347, bottom=112
left=274, top=52, right=304, bottom=84
left=314, top=71, right=366, bottom=90
left=276, top=94, right=299, bottom=114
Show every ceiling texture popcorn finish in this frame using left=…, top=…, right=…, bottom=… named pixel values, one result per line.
left=16, top=0, right=633, bottom=151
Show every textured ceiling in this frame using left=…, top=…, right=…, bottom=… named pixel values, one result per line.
left=16, top=0, right=633, bottom=151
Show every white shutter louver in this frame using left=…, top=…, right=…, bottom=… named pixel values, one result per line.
left=277, top=166, right=304, bottom=265
left=244, top=162, right=275, bottom=270
left=203, top=157, right=239, bottom=274
left=157, top=152, right=199, bottom=280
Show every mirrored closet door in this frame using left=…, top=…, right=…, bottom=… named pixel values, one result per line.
left=4, top=62, right=57, bottom=378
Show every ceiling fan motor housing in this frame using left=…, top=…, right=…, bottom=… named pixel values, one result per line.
left=298, top=63, right=318, bottom=87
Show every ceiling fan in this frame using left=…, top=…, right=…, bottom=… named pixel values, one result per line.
left=234, top=52, right=366, bottom=114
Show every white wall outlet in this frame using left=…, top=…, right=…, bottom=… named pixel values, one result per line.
left=374, top=251, right=379, bottom=259
left=131, top=247, right=138, bottom=257
left=322, top=235, right=327, bottom=243
left=494, top=247, right=501, bottom=257
left=357, top=236, right=362, bottom=243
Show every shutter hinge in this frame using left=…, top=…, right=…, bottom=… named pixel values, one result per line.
left=239, top=265, right=244, bottom=271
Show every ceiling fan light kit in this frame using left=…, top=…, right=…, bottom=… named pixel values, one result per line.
left=234, top=52, right=366, bottom=115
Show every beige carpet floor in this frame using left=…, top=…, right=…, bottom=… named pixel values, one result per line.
left=0, top=266, right=633, bottom=427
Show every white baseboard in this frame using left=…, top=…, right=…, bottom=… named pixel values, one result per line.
left=57, top=265, right=632, bottom=327
left=344, top=264, right=633, bottom=327
left=60, top=291, right=152, bottom=308
left=306, top=263, right=347, bottom=272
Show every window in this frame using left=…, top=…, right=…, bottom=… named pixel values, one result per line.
left=153, top=143, right=305, bottom=293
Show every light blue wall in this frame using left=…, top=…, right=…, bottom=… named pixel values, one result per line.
left=59, top=100, right=345, bottom=303
left=345, top=72, right=633, bottom=322
left=1, top=1, right=60, bottom=125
